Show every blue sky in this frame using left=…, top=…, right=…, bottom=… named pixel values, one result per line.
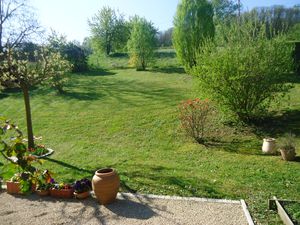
left=30, top=0, right=300, bottom=43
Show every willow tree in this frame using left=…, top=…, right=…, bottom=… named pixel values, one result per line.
left=173, top=0, right=215, bottom=70
left=0, top=48, right=71, bottom=148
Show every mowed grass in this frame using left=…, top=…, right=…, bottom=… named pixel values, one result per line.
left=1, top=52, right=300, bottom=224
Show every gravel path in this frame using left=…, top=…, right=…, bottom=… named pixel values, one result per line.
left=0, top=191, right=249, bottom=225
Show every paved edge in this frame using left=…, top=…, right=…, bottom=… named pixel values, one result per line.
left=118, top=192, right=241, bottom=204
left=241, top=200, right=255, bottom=225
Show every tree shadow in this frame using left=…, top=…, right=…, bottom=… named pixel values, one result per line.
left=204, top=139, right=263, bottom=155
left=44, top=158, right=95, bottom=175
left=119, top=165, right=226, bottom=199
left=0, top=93, right=9, bottom=100
left=154, top=51, right=176, bottom=59
left=59, top=90, right=105, bottom=101
left=150, top=66, right=185, bottom=74
left=249, top=109, right=300, bottom=138
left=79, top=70, right=117, bottom=77
left=105, top=197, right=157, bottom=220
left=109, top=52, right=128, bottom=58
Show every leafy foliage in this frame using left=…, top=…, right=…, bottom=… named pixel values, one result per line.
left=48, top=31, right=87, bottom=72
left=89, top=7, right=129, bottom=55
left=42, top=49, right=72, bottom=94
left=192, top=21, right=294, bottom=121
left=127, top=16, right=157, bottom=70
left=173, top=0, right=215, bottom=70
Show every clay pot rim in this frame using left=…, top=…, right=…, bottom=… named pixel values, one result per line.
left=263, top=138, right=276, bottom=142
left=6, top=181, right=20, bottom=184
left=95, top=168, right=115, bottom=176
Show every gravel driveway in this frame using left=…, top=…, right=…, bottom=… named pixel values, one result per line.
left=0, top=191, right=250, bottom=225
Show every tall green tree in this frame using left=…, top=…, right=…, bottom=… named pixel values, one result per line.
left=173, top=0, right=215, bottom=70
left=127, top=16, right=157, bottom=71
left=211, top=0, right=240, bottom=23
left=243, top=5, right=300, bottom=38
left=88, top=7, right=129, bottom=55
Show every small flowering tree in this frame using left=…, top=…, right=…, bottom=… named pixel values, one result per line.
left=179, top=98, right=213, bottom=144
left=0, top=48, right=71, bottom=149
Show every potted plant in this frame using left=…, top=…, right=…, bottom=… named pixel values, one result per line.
left=0, top=118, right=39, bottom=194
left=36, top=170, right=53, bottom=196
left=50, top=181, right=74, bottom=198
left=73, top=178, right=92, bottom=199
left=6, top=172, right=36, bottom=194
left=28, top=143, right=54, bottom=159
left=279, top=133, right=297, bottom=161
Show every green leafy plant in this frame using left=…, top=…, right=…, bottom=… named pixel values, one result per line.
left=28, top=144, right=48, bottom=156
left=36, top=170, right=53, bottom=191
left=0, top=117, right=41, bottom=193
left=192, top=21, right=294, bottom=121
left=9, top=172, right=37, bottom=194
left=179, top=98, right=214, bottom=144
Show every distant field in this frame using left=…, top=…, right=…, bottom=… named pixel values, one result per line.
left=1, top=50, right=300, bottom=224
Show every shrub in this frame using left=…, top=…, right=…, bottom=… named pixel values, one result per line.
left=192, top=21, right=294, bottom=122
left=179, top=98, right=213, bottom=144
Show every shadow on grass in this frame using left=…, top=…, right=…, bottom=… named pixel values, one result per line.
left=0, top=93, right=9, bottom=100
left=57, top=76, right=184, bottom=106
left=109, top=52, right=128, bottom=58
left=59, top=90, right=105, bottom=101
left=249, top=109, right=300, bottom=138
left=119, top=165, right=226, bottom=198
left=154, top=51, right=176, bottom=59
left=45, top=158, right=95, bottom=175
left=79, top=70, right=117, bottom=77
left=205, top=139, right=263, bottom=155
left=150, top=66, right=185, bottom=74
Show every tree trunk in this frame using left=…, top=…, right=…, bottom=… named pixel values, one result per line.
left=21, top=83, right=34, bottom=149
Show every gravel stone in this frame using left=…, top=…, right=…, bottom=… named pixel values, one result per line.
left=0, top=191, right=249, bottom=225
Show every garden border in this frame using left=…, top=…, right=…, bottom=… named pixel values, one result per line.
left=116, top=192, right=255, bottom=225
left=269, top=196, right=298, bottom=225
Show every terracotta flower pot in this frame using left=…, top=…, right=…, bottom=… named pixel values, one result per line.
left=6, top=181, right=21, bottom=194
left=280, top=148, right=296, bottom=161
left=36, top=190, right=50, bottom=196
left=74, top=191, right=90, bottom=199
left=50, top=188, right=74, bottom=198
left=92, top=168, right=120, bottom=205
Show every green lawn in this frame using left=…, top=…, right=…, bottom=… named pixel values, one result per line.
left=1, top=53, right=300, bottom=224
